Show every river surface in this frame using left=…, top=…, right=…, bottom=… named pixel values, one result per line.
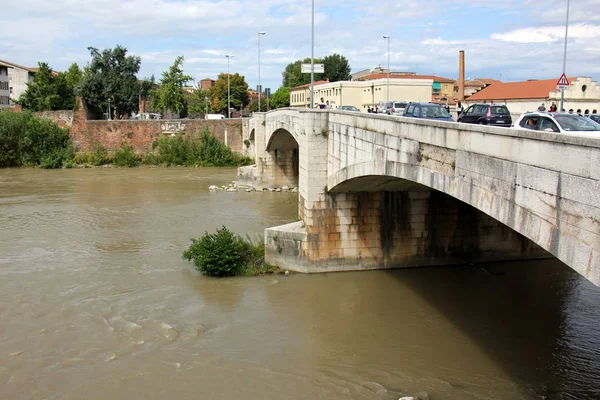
left=1, top=168, right=599, bottom=400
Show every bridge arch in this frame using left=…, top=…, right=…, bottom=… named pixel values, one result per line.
left=262, top=128, right=299, bottom=188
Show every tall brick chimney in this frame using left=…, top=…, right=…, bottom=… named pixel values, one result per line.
left=458, top=50, right=465, bottom=101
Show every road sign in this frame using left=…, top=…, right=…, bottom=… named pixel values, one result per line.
left=556, top=73, right=569, bottom=86
left=301, top=63, right=324, bottom=73
left=557, top=85, right=569, bottom=91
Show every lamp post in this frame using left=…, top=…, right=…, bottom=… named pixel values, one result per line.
left=258, top=31, right=266, bottom=112
left=310, top=0, right=314, bottom=109
left=383, top=35, right=390, bottom=104
left=225, top=54, right=234, bottom=118
left=560, top=0, right=571, bottom=112
left=204, top=95, right=209, bottom=117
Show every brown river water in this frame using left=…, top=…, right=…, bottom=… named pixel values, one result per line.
left=0, top=168, right=599, bottom=400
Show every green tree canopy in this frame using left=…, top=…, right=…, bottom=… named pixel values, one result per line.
left=248, top=98, right=267, bottom=113
left=269, top=86, right=290, bottom=109
left=77, top=45, right=142, bottom=119
left=18, top=62, right=76, bottom=111
left=210, top=73, right=250, bottom=115
left=64, top=63, right=83, bottom=90
left=151, top=56, right=193, bottom=119
left=281, top=54, right=351, bottom=88
left=323, top=53, right=351, bottom=82
left=189, top=85, right=213, bottom=116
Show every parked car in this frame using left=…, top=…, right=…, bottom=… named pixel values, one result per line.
left=403, top=102, right=455, bottom=122
left=586, top=114, right=600, bottom=125
left=458, top=103, right=512, bottom=127
left=339, top=105, right=360, bottom=112
left=513, top=112, right=600, bottom=137
left=205, top=114, right=225, bottom=120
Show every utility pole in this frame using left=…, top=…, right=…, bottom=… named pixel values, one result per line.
left=258, top=32, right=266, bottom=112
left=383, top=35, right=390, bottom=105
left=560, top=0, right=571, bottom=112
left=310, top=0, right=314, bottom=109
left=225, top=54, right=234, bottom=118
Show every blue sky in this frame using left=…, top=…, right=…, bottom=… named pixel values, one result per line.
left=2, top=0, right=599, bottom=91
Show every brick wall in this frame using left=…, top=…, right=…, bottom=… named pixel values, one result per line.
left=33, top=110, right=74, bottom=128
left=66, top=98, right=244, bottom=153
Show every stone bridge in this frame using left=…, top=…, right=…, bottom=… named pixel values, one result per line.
left=241, top=109, right=600, bottom=286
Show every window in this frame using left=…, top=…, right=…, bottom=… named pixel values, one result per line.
left=520, top=117, right=539, bottom=129
left=539, top=118, right=559, bottom=132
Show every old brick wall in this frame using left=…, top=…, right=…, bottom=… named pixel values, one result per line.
left=64, top=98, right=244, bottom=153
left=33, top=110, right=74, bottom=128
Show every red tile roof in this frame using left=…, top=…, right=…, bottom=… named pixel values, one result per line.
left=467, top=78, right=577, bottom=101
left=456, top=78, right=502, bottom=88
left=431, top=95, right=458, bottom=106
left=293, top=80, right=329, bottom=89
left=358, top=74, right=454, bottom=83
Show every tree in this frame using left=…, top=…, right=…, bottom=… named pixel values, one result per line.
left=18, top=63, right=61, bottom=111
left=77, top=45, right=142, bottom=119
left=269, top=86, right=290, bottom=109
left=189, top=86, right=213, bottom=116
left=210, top=73, right=250, bottom=115
left=64, top=63, right=83, bottom=90
left=248, top=98, right=267, bottom=113
left=151, top=56, right=193, bottom=119
left=282, top=58, right=324, bottom=88
left=323, top=53, right=351, bottom=82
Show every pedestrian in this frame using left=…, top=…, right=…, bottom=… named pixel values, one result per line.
left=326, top=100, right=331, bottom=109
left=319, top=98, right=326, bottom=109
left=593, top=109, right=597, bottom=114
left=550, top=102, right=557, bottom=112
left=457, top=101, right=463, bottom=117
left=568, top=109, right=574, bottom=114
left=576, top=109, right=582, bottom=114
left=537, top=103, right=546, bottom=111
left=584, top=109, right=589, bottom=115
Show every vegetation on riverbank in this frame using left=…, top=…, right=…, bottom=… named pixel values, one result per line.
left=0, top=112, right=252, bottom=169
left=183, top=226, right=280, bottom=277
left=0, top=111, right=75, bottom=168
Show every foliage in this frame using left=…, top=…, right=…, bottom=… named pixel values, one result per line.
left=189, top=87, right=213, bottom=116
left=64, top=63, right=83, bottom=92
left=89, top=142, right=108, bottom=166
left=0, top=111, right=73, bottom=168
left=77, top=45, right=142, bottom=119
left=183, top=227, right=274, bottom=277
left=151, top=56, right=193, bottom=119
left=113, top=143, right=140, bottom=167
left=323, top=53, right=351, bottom=82
left=248, top=98, right=268, bottom=113
left=210, top=73, right=250, bottom=115
left=153, top=127, right=253, bottom=167
left=282, top=58, right=323, bottom=88
left=281, top=53, right=351, bottom=88
left=18, top=62, right=75, bottom=111
left=270, top=86, right=290, bottom=109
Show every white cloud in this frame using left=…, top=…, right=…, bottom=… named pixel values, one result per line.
left=492, top=24, right=600, bottom=43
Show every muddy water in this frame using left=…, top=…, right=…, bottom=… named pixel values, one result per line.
left=0, top=168, right=599, bottom=400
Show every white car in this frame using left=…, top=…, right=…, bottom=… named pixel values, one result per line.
left=513, top=112, right=600, bottom=137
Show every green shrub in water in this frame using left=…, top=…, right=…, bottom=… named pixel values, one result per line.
left=183, top=227, right=274, bottom=277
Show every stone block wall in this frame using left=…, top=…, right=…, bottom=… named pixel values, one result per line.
left=33, top=110, right=74, bottom=128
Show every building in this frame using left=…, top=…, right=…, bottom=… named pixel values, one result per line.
left=357, top=73, right=456, bottom=98
left=0, top=61, right=13, bottom=108
left=454, top=78, right=501, bottom=98
left=0, top=59, right=38, bottom=103
left=464, top=77, right=600, bottom=114
left=200, top=78, right=215, bottom=91
left=289, top=78, right=433, bottom=111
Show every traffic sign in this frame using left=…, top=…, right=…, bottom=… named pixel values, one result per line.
left=301, top=63, right=324, bottom=73
left=556, top=73, right=569, bottom=86
left=557, top=85, right=569, bottom=91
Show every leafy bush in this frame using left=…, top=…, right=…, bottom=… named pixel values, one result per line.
left=89, top=142, right=107, bottom=166
left=0, top=111, right=73, bottom=168
left=153, top=127, right=253, bottom=167
left=142, top=152, right=161, bottom=165
left=113, top=143, right=140, bottom=167
left=183, top=227, right=274, bottom=277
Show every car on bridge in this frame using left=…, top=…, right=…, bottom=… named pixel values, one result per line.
left=381, top=101, right=408, bottom=116
left=585, top=114, right=600, bottom=125
left=402, top=102, right=455, bottom=122
left=458, top=103, right=512, bottom=127
left=338, top=105, right=360, bottom=112
left=513, top=112, right=600, bottom=137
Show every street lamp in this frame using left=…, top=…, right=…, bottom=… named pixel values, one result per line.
left=258, top=31, right=266, bottom=112
left=383, top=35, right=390, bottom=104
left=204, top=95, right=209, bottom=117
left=560, top=0, right=571, bottom=112
left=310, top=0, right=315, bottom=109
left=225, top=54, right=234, bottom=118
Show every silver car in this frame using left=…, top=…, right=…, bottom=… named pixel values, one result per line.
left=382, top=101, right=407, bottom=116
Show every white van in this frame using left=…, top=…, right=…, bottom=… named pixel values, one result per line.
left=206, top=114, right=225, bottom=120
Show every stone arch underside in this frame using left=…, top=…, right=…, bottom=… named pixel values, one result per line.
left=327, top=160, right=597, bottom=282
left=262, top=128, right=300, bottom=188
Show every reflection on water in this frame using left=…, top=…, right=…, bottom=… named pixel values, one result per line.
left=0, top=168, right=599, bottom=399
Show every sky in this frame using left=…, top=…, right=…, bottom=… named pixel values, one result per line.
left=2, top=0, right=599, bottom=92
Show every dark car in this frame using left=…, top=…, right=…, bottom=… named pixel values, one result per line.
left=403, top=102, right=454, bottom=122
left=586, top=114, right=600, bottom=125
left=458, top=103, right=512, bottom=127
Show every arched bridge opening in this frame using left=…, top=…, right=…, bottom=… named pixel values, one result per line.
left=263, top=128, right=299, bottom=189
left=294, top=175, right=548, bottom=272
